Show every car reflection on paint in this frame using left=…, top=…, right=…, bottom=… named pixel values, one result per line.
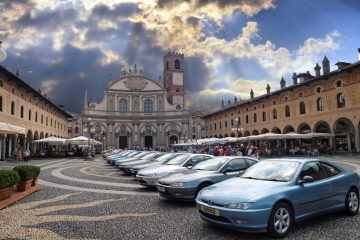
left=156, top=156, right=259, bottom=201
left=196, top=159, right=360, bottom=238
left=136, top=154, right=213, bottom=188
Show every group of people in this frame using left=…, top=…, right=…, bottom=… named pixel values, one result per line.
left=12, top=147, right=31, bottom=162
left=184, top=144, right=260, bottom=159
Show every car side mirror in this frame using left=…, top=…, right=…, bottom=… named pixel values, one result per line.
left=238, top=170, right=245, bottom=176
left=221, top=168, right=233, bottom=174
left=299, top=175, right=314, bottom=184
left=186, top=165, right=193, bottom=169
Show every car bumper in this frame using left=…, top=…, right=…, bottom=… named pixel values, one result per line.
left=119, top=166, right=132, bottom=174
left=157, top=184, right=197, bottom=200
left=195, top=199, right=270, bottom=233
left=136, top=175, right=159, bottom=188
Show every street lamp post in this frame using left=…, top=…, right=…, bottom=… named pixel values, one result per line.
left=85, top=118, right=92, bottom=159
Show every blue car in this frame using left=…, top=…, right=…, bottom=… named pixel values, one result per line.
left=196, top=159, right=360, bottom=238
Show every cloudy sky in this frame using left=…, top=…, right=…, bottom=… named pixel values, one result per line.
left=1, top=0, right=359, bottom=113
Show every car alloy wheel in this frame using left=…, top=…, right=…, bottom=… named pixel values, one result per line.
left=274, top=207, right=290, bottom=234
left=268, top=202, right=293, bottom=238
left=345, top=188, right=359, bottom=215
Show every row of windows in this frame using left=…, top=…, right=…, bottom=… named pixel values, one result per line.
left=207, top=93, right=346, bottom=130
left=0, top=97, right=65, bottom=131
left=119, top=99, right=153, bottom=113
left=0, top=81, right=61, bottom=118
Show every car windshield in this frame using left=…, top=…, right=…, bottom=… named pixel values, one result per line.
left=133, top=152, right=149, bottom=158
left=154, top=153, right=177, bottom=162
left=165, top=154, right=191, bottom=165
left=140, top=153, right=158, bottom=160
left=241, top=160, right=300, bottom=182
left=193, top=157, right=228, bottom=171
left=127, top=151, right=142, bottom=157
left=119, top=151, right=132, bottom=156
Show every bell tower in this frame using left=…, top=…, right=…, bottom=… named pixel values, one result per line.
left=163, top=52, right=185, bottom=109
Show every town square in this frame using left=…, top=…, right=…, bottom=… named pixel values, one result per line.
left=1, top=0, right=360, bottom=239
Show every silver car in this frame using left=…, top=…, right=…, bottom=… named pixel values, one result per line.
left=130, top=153, right=184, bottom=176
left=156, top=156, right=259, bottom=201
left=136, top=154, right=213, bottom=188
left=119, top=152, right=165, bottom=174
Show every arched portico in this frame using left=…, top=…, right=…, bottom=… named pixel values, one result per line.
left=334, top=118, right=355, bottom=152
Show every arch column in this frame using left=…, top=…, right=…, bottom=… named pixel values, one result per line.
left=356, top=127, right=360, bottom=152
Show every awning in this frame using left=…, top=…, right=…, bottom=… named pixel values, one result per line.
left=66, top=136, right=103, bottom=145
left=34, top=137, right=66, bottom=144
left=0, top=122, right=26, bottom=134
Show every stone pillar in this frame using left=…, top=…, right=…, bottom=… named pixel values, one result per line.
left=8, top=136, right=12, bottom=158
left=347, top=134, right=352, bottom=153
left=0, top=136, right=3, bottom=160
left=355, top=128, right=360, bottom=152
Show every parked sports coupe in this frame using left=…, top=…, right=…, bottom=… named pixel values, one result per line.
left=136, top=154, right=213, bottom=188
left=156, top=156, right=259, bottom=200
left=129, top=153, right=184, bottom=176
left=196, top=159, right=360, bottom=238
left=119, top=152, right=165, bottom=174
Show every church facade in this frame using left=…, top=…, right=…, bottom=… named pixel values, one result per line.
left=69, top=52, right=190, bottom=150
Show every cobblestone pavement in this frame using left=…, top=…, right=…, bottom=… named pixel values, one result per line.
left=1, top=155, right=360, bottom=240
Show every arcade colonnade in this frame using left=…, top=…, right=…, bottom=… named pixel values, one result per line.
left=206, top=118, right=360, bottom=153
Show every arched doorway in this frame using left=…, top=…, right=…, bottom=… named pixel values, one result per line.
left=144, top=135, right=153, bottom=149
left=283, top=125, right=295, bottom=134
left=314, top=121, right=332, bottom=151
left=244, top=131, right=250, bottom=137
left=219, top=134, right=223, bottom=139
left=230, top=132, right=235, bottom=137
left=298, top=123, right=311, bottom=134
left=169, top=135, right=178, bottom=145
left=334, top=118, right=355, bottom=152
left=261, top=128, right=269, bottom=134
left=271, top=127, right=281, bottom=134
left=119, top=135, right=128, bottom=149
left=252, top=129, right=259, bottom=135
left=224, top=133, right=229, bottom=138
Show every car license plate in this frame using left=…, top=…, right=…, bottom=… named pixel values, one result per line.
left=157, top=186, right=166, bottom=192
left=200, top=205, right=219, bottom=216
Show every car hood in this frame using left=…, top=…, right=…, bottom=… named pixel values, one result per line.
left=133, top=161, right=161, bottom=170
left=199, top=178, right=289, bottom=204
left=138, top=165, right=184, bottom=177
left=159, top=169, right=215, bottom=184
left=120, top=159, right=148, bottom=167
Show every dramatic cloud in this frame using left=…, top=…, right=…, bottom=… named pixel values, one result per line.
left=0, top=0, right=346, bottom=114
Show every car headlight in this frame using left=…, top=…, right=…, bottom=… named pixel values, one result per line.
left=225, top=202, right=253, bottom=209
left=171, top=182, right=185, bottom=187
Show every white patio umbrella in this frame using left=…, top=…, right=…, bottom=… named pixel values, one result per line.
left=0, top=121, right=26, bottom=134
left=34, top=136, right=66, bottom=144
left=66, top=136, right=101, bottom=145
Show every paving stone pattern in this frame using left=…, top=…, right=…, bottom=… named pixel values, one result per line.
left=0, top=155, right=360, bottom=240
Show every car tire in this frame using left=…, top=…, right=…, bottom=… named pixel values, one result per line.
left=195, top=182, right=212, bottom=198
left=267, top=202, right=293, bottom=239
left=345, top=188, right=359, bottom=215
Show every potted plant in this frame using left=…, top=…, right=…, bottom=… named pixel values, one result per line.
left=13, top=165, right=37, bottom=192
left=32, top=166, right=41, bottom=187
left=0, top=170, right=20, bottom=201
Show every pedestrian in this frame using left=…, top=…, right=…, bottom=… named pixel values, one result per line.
left=250, top=147, right=260, bottom=159
left=213, top=146, right=220, bottom=156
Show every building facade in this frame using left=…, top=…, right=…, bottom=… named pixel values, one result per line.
left=68, top=52, right=191, bottom=150
left=0, top=65, right=71, bottom=160
left=203, top=52, right=360, bottom=153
